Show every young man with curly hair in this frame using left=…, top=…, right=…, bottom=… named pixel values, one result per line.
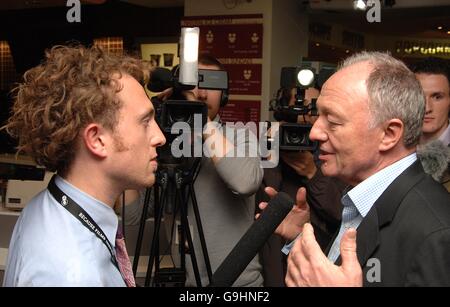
left=2, top=45, right=165, bottom=286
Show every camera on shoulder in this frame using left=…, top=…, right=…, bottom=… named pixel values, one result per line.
left=269, top=62, right=335, bottom=151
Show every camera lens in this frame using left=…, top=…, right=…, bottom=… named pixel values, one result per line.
left=284, top=130, right=306, bottom=146
left=169, top=109, right=193, bottom=125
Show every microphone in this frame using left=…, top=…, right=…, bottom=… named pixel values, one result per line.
left=147, top=67, right=196, bottom=93
left=209, top=192, right=294, bottom=287
left=147, top=67, right=175, bottom=92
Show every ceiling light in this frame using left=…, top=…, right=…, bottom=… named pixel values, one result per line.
left=354, top=0, right=366, bottom=10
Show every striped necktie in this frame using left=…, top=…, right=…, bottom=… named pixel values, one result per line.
left=115, top=227, right=136, bottom=287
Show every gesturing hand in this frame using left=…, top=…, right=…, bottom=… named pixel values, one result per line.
left=286, top=223, right=363, bottom=287
left=257, top=187, right=310, bottom=241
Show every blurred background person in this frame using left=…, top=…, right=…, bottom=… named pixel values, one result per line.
left=412, top=57, right=450, bottom=191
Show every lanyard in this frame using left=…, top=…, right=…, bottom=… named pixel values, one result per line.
left=47, top=175, right=121, bottom=273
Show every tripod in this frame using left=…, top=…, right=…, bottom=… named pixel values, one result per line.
left=132, top=158, right=213, bottom=287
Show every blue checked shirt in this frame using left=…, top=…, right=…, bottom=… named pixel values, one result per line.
left=327, top=153, right=417, bottom=262
left=283, top=153, right=417, bottom=260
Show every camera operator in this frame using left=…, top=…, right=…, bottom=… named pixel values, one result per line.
left=281, top=87, right=346, bottom=248
left=129, top=54, right=264, bottom=287
left=257, top=84, right=347, bottom=286
left=182, top=54, right=264, bottom=287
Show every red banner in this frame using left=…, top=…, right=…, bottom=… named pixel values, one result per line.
left=198, top=24, right=263, bottom=59
left=225, top=63, right=262, bottom=95
left=220, top=100, right=261, bottom=123
left=182, top=15, right=263, bottom=123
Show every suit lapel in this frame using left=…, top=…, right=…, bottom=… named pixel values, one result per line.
left=354, top=208, right=380, bottom=266
left=335, top=160, right=426, bottom=266
left=334, top=209, right=380, bottom=266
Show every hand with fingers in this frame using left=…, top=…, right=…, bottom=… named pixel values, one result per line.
left=281, top=150, right=317, bottom=180
left=286, top=223, right=362, bottom=287
left=257, top=186, right=310, bottom=241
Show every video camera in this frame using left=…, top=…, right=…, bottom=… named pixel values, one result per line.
left=269, top=63, right=335, bottom=151
left=148, top=27, right=229, bottom=166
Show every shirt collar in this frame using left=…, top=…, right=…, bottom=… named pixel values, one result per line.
left=438, top=121, right=450, bottom=146
left=54, top=176, right=118, bottom=245
left=344, top=153, right=418, bottom=218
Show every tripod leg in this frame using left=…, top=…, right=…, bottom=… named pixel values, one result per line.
left=188, top=184, right=213, bottom=283
left=145, top=185, right=166, bottom=287
left=132, top=187, right=152, bottom=277
left=177, top=187, right=203, bottom=287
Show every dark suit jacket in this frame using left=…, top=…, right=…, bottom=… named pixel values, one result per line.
left=334, top=161, right=450, bottom=286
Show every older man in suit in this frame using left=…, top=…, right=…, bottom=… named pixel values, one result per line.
left=268, top=51, right=450, bottom=286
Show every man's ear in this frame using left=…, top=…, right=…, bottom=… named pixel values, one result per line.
left=379, top=119, right=404, bottom=152
left=82, top=123, right=110, bottom=158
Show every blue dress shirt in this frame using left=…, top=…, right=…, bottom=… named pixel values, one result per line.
left=327, top=153, right=417, bottom=262
left=283, top=153, right=417, bottom=262
left=3, top=176, right=126, bottom=287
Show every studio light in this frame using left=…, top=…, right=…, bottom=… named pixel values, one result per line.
left=297, top=68, right=315, bottom=88
left=179, top=27, right=200, bottom=86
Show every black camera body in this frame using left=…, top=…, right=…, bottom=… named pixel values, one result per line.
left=157, top=100, right=208, bottom=134
left=278, top=122, right=316, bottom=151
left=270, top=86, right=318, bottom=152
left=270, top=63, right=334, bottom=151
left=148, top=67, right=228, bottom=165
left=151, top=97, right=207, bottom=166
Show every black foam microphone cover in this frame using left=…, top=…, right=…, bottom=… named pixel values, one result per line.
left=147, top=67, right=174, bottom=92
left=209, top=192, right=294, bottom=287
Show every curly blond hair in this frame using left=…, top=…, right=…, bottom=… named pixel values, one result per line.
left=4, top=45, right=150, bottom=174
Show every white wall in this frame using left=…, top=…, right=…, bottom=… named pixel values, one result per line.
left=184, top=0, right=308, bottom=121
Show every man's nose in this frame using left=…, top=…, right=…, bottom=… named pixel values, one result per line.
left=309, top=119, right=326, bottom=142
left=153, top=124, right=166, bottom=147
left=425, top=98, right=432, bottom=113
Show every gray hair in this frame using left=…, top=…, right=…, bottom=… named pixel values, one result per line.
left=339, top=51, right=425, bottom=147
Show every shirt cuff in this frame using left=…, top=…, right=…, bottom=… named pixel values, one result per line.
left=281, top=232, right=302, bottom=255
